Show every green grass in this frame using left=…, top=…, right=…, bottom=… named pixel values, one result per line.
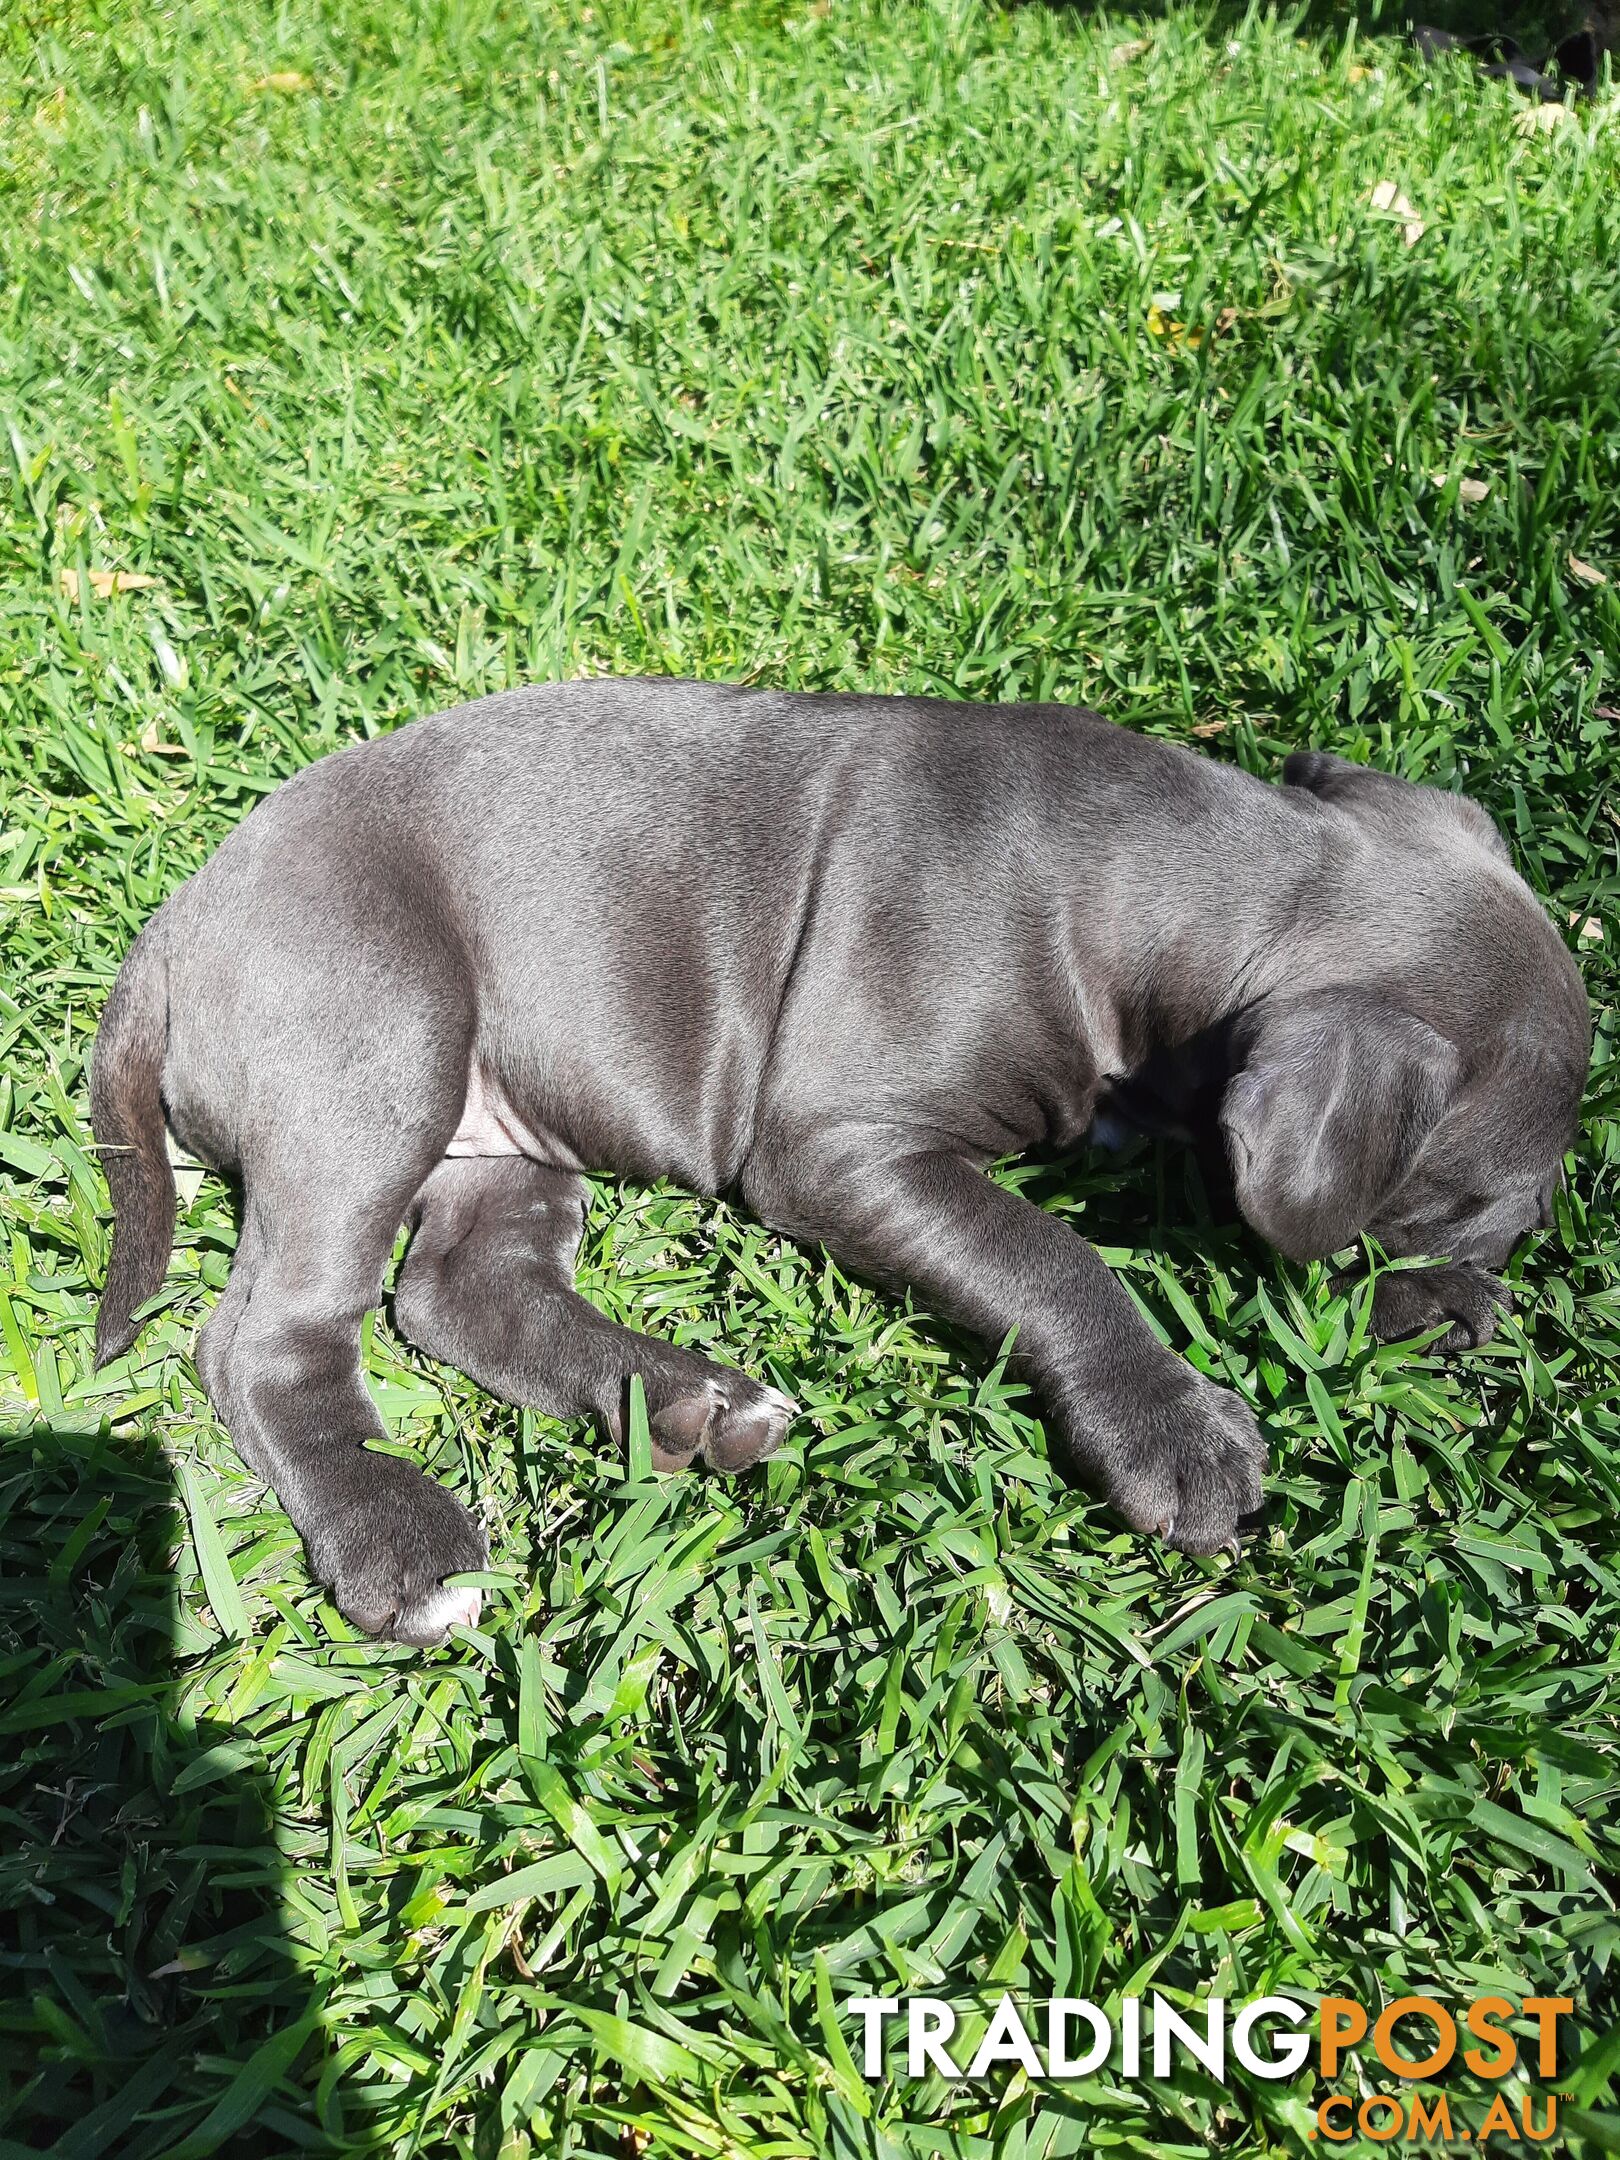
left=2, top=0, right=1619, bottom=2152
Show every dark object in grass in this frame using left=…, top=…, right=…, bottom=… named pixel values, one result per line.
left=1411, top=19, right=1609, bottom=99
left=90, top=683, right=1590, bottom=1639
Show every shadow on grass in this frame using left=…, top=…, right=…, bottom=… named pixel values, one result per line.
left=0, top=1126, right=1254, bottom=2157
left=0, top=1419, right=361, bottom=2156
left=1019, top=0, right=1614, bottom=95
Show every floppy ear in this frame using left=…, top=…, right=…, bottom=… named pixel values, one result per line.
left=1284, top=748, right=1511, bottom=863
left=1221, top=990, right=1460, bottom=1261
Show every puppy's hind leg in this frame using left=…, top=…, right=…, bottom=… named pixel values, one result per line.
left=394, top=1156, right=795, bottom=1472
left=187, top=979, right=487, bottom=1646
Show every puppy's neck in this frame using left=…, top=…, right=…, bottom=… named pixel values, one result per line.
left=1060, top=793, right=1329, bottom=1085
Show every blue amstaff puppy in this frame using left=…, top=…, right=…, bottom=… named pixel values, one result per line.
left=92, top=682, right=1589, bottom=1641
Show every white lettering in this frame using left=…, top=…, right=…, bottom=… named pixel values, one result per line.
left=908, top=1998, right=961, bottom=2078
left=967, top=1993, right=1044, bottom=2079
left=1152, top=1996, right=1224, bottom=2081
left=1120, top=1995, right=1142, bottom=2077
left=1049, top=1998, right=1111, bottom=2076
left=1232, top=1997, right=1312, bottom=2079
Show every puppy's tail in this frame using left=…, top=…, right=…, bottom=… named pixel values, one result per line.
left=91, top=920, right=176, bottom=1367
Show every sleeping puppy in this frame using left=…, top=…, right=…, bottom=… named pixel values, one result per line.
left=91, top=682, right=1589, bottom=1642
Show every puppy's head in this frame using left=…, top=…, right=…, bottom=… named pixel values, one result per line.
left=1218, top=753, right=1590, bottom=1270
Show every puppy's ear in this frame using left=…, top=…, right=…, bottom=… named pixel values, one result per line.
left=1282, top=748, right=1397, bottom=806
left=1221, top=990, right=1460, bottom=1261
left=1284, top=748, right=1510, bottom=863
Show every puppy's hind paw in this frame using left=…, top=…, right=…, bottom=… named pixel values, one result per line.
left=647, top=1372, right=796, bottom=1474
left=304, top=1447, right=488, bottom=1647
left=706, top=1379, right=797, bottom=1471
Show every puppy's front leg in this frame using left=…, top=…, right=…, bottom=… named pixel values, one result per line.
left=747, top=1138, right=1264, bottom=1551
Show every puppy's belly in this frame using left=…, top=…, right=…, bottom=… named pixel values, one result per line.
left=444, top=1061, right=580, bottom=1170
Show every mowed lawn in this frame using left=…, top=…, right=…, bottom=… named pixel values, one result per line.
left=2, top=0, right=1619, bottom=2153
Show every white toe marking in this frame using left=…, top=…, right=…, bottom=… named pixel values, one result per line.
left=411, top=1583, right=483, bottom=1637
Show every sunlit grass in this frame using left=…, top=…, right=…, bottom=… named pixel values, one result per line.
left=1, top=0, right=1618, bottom=2152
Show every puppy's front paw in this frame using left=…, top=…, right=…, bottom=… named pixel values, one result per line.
left=1368, top=1265, right=1511, bottom=1352
left=303, top=1447, right=487, bottom=1646
left=1079, top=1374, right=1267, bottom=1556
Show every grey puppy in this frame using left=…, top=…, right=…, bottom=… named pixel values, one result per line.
left=92, top=681, right=1589, bottom=1642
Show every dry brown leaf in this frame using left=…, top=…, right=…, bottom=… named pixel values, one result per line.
left=1369, top=180, right=1425, bottom=247
left=165, top=1133, right=207, bottom=1208
left=1568, top=553, right=1608, bottom=588
left=1191, top=718, right=1230, bottom=737
left=1595, top=705, right=1620, bottom=721
left=1517, top=101, right=1571, bottom=135
left=247, top=71, right=314, bottom=94
left=60, top=567, right=160, bottom=602
left=138, top=718, right=188, bottom=757
left=1110, top=38, right=1150, bottom=65
left=1568, top=911, right=1605, bottom=945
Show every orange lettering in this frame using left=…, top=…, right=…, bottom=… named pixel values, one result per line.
left=1521, top=1997, right=1574, bottom=2077
left=1317, top=2095, right=1354, bottom=2143
left=1408, top=2095, right=1454, bottom=2140
left=1478, top=2093, right=1518, bottom=2140
left=1372, top=1996, right=1456, bottom=2079
left=1522, top=2094, right=1557, bottom=2143
left=1359, top=2095, right=1403, bottom=2142
left=1464, top=1996, right=1517, bottom=2079
left=1320, top=1998, right=1368, bottom=2079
